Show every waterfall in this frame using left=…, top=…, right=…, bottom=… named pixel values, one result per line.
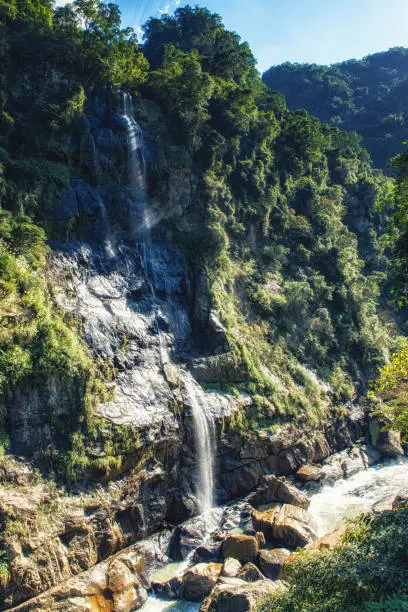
left=121, top=93, right=216, bottom=514
left=121, top=92, right=166, bottom=357
left=98, top=196, right=116, bottom=259
left=184, top=378, right=216, bottom=514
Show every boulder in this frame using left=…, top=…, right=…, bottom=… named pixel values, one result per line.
left=201, top=579, right=287, bottom=612
left=182, top=563, right=222, bottom=602
left=221, top=535, right=259, bottom=564
left=370, top=422, right=404, bottom=457
left=295, top=464, right=324, bottom=483
left=171, top=514, right=217, bottom=560
left=255, top=532, right=266, bottom=549
left=151, top=575, right=183, bottom=600
left=376, top=431, right=404, bottom=458
left=250, top=475, right=310, bottom=510
left=306, top=526, right=347, bottom=551
left=106, top=558, right=148, bottom=612
left=237, top=563, right=265, bottom=583
left=258, top=549, right=291, bottom=580
left=222, top=558, right=242, bottom=578
left=252, top=504, right=317, bottom=548
left=193, top=542, right=222, bottom=563
left=392, top=489, right=408, bottom=510
left=372, top=494, right=395, bottom=514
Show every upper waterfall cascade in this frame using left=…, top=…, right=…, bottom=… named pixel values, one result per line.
left=121, top=93, right=217, bottom=513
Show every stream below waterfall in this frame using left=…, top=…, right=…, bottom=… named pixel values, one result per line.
left=142, top=457, right=408, bottom=612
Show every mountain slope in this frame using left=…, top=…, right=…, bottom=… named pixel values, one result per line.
left=263, top=47, right=408, bottom=169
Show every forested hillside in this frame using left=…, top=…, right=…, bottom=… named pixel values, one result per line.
left=0, top=1, right=396, bottom=469
left=0, top=2, right=407, bottom=610
left=263, top=47, right=408, bottom=169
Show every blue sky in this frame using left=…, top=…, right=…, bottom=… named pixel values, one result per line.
left=118, top=0, right=408, bottom=73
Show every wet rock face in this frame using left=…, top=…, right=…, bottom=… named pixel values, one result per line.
left=182, top=563, right=223, bottom=602
left=249, top=475, right=310, bottom=510
left=258, top=549, right=291, bottom=580
left=201, top=578, right=286, bottom=612
left=252, top=504, right=318, bottom=548
left=221, top=535, right=259, bottom=564
left=370, top=421, right=404, bottom=457
left=189, top=353, right=249, bottom=384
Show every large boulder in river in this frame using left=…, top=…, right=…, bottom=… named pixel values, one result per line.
left=222, top=557, right=242, bottom=578
left=252, top=504, right=317, bottom=548
left=237, top=563, right=265, bottom=583
left=250, top=475, right=310, bottom=510
left=258, top=548, right=291, bottom=580
left=106, top=556, right=148, bottom=612
left=295, top=464, right=324, bottom=483
left=201, top=578, right=286, bottom=612
left=370, top=421, right=404, bottom=457
left=392, top=489, right=408, bottom=510
left=151, top=575, right=183, bottom=600
left=221, top=535, right=259, bottom=563
left=183, top=563, right=222, bottom=602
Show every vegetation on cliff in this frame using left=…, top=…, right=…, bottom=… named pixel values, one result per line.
left=141, top=7, right=395, bottom=427
left=263, top=48, right=408, bottom=170
left=0, top=0, right=401, bottom=472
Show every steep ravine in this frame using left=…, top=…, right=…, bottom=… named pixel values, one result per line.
left=0, top=96, right=402, bottom=611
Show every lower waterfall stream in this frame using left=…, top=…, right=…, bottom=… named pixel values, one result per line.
left=142, top=457, right=408, bottom=611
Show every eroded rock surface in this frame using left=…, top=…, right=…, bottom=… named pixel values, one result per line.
left=252, top=504, right=318, bottom=548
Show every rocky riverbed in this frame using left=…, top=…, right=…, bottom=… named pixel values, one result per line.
left=5, top=442, right=407, bottom=612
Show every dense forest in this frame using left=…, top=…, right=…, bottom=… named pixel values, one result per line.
left=0, top=0, right=397, bottom=448
left=0, top=1, right=408, bottom=610
left=263, top=47, right=408, bottom=170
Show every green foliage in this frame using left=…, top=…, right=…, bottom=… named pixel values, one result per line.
left=371, top=339, right=408, bottom=439
left=143, top=7, right=394, bottom=426
left=0, top=550, right=10, bottom=589
left=257, top=509, right=408, bottom=612
left=263, top=48, right=408, bottom=170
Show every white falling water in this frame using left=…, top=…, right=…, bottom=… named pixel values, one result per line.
left=98, top=195, right=116, bottom=259
left=121, top=93, right=216, bottom=515
left=184, top=378, right=216, bottom=514
left=121, top=92, right=169, bottom=366
left=121, top=92, right=150, bottom=236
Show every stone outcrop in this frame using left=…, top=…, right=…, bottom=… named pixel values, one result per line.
left=219, top=406, right=366, bottom=500
left=221, top=535, right=259, bottom=564
left=189, top=353, right=249, bottom=383
left=182, top=563, right=223, bottom=602
left=295, top=464, right=324, bottom=483
left=249, top=475, right=310, bottom=509
left=321, top=444, right=382, bottom=482
left=252, top=504, right=318, bottom=548
left=258, top=549, right=291, bottom=580
left=7, top=545, right=150, bottom=612
left=370, top=421, right=404, bottom=457
left=201, top=578, right=286, bottom=612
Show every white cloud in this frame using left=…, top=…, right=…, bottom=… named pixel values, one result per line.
left=158, top=4, right=170, bottom=14
left=54, top=0, right=71, bottom=6
left=158, top=0, right=183, bottom=15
